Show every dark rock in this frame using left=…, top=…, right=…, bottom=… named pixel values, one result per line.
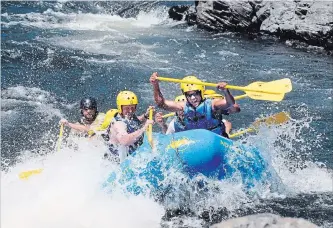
left=186, top=12, right=197, bottom=26
left=167, top=0, right=333, bottom=53
left=196, top=1, right=257, bottom=33
left=258, top=1, right=333, bottom=51
left=210, top=213, right=319, bottom=228
left=185, top=6, right=197, bottom=25
left=168, top=5, right=190, bottom=21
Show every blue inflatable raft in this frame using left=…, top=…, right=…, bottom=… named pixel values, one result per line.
left=104, top=129, right=272, bottom=194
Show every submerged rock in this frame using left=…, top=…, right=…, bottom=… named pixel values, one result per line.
left=168, top=1, right=333, bottom=53
left=210, top=213, right=319, bottom=228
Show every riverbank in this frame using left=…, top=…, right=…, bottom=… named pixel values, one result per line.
left=169, top=0, right=333, bottom=55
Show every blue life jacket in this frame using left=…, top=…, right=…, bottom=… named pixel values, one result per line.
left=112, top=113, right=143, bottom=154
left=174, top=116, right=186, bottom=133
left=184, top=99, right=226, bottom=136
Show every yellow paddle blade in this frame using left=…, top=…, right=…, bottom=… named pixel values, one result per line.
left=238, top=78, right=292, bottom=102
left=244, top=78, right=292, bottom=94
left=19, top=168, right=43, bottom=180
left=229, top=112, right=290, bottom=139
left=245, top=89, right=285, bottom=101
left=20, top=124, right=64, bottom=180
left=57, top=124, right=64, bottom=152
left=275, top=78, right=292, bottom=93
left=252, top=111, right=291, bottom=128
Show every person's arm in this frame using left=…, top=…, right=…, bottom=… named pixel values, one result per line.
left=137, top=112, right=149, bottom=123
left=150, top=72, right=184, bottom=112
left=137, top=106, right=154, bottom=123
left=114, top=120, right=154, bottom=146
left=212, top=82, right=237, bottom=112
left=60, top=119, right=90, bottom=132
left=155, top=112, right=168, bottom=134
left=226, top=103, right=240, bottom=114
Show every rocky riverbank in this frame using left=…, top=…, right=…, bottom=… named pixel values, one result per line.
left=168, top=0, right=333, bottom=55
left=210, top=213, right=318, bottom=228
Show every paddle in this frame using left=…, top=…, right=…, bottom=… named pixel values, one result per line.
left=147, top=108, right=154, bottom=148
left=18, top=124, right=64, bottom=180
left=162, top=93, right=248, bottom=118
left=229, top=112, right=290, bottom=139
left=157, top=77, right=292, bottom=102
left=19, top=168, right=43, bottom=180
left=57, top=123, right=64, bottom=152
left=162, top=112, right=175, bottom=118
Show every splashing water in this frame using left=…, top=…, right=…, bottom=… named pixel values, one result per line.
left=2, top=108, right=331, bottom=228
left=2, top=2, right=332, bottom=227
left=1, top=139, right=165, bottom=228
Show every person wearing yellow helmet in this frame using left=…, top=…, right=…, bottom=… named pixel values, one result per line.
left=155, top=95, right=186, bottom=134
left=150, top=72, right=240, bottom=138
left=59, top=97, right=105, bottom=138
left=106, top=91, right=154, bottom=161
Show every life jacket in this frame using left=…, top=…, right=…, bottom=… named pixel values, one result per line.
left=173, top=116, right=186, bottom=133
left=97, top=109, right=118, bottom=131
left=84, top=109, right=117, bottom=140
left=78, top=111, right=105, bottom=137
left=113, top=113, right=143, bottom=154
left=183, top=98, right=226, bottom=136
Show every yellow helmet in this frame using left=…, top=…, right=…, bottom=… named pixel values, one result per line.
left=116, top=91, right=138, bottom=113
left=174, top=95, right=186, bottom=102
left=180, top=76, right=199, bottom=92
left=181, top=76, right=205, bottom=98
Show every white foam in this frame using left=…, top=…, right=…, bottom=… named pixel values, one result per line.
left=216, top=50, right=239, bottom=56
left=243, top=112, right=333, bottom=194
left=1, top=139, right=164, bottom=228
left=1, top=86, right=65, bottom=121
left=2, top=86, right=55, bottom=102
left=2, top=6, right=170, bottom=31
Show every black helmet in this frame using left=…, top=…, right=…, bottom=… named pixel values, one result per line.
left=80, top=97, right=97, bottom=110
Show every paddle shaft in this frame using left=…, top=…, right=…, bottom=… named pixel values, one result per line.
left=229, top=128, right=255, bottom=139
left=157, top=77, right=281, bottom=95
left=229, top=112, right=290, bottom=138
